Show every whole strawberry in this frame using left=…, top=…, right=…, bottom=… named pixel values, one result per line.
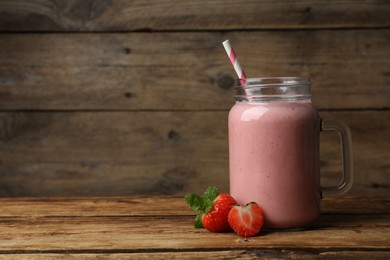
left=228, top=202, right=264, bottom=237
left=185, top=186, right=237, bottom=232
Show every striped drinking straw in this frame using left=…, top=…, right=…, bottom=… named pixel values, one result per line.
left=222, top=40, right=247, bottom=86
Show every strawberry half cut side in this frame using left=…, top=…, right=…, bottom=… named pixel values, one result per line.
left=228, top=202, right=264, bottom=237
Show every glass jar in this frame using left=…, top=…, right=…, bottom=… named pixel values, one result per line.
left=228, top=77, right=353, bottom=228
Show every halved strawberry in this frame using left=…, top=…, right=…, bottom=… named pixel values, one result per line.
left=228, top=202, right=264, bottom=237
left=185, top=186, right=237, bottom=232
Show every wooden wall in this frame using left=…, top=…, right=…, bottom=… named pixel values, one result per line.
left=0, top=0, right=389, bottom=197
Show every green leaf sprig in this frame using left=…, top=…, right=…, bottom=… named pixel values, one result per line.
left=184, top=186, right=219, bottom=228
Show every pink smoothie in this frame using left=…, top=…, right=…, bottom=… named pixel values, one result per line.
left=229, top=100, right=321, bottom=228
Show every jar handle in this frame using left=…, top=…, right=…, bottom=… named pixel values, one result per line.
left=320, top=119, right=353, bottom=197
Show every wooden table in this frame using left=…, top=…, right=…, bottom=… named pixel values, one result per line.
left=0, top=196, right=389, bottom=259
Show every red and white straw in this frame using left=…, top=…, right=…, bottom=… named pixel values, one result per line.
left=222, top=40, right=247, bottom=86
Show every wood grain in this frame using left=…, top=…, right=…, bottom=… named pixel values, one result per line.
left=1, top=251, right=390, bottom=260
left=0, top=196, right=388, bottom=218
left=0, top=218, right=388, bottom=251
left=0, top=0, right=389, bottom=31
left=0, top=197, right=388, bottom=252
left=0, top=1, right=388, bottom=199
left=0, top=30, right=389, bottom=110
left=0, top=110, right=388, bottom=197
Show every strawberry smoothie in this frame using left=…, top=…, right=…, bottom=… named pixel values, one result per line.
left=229, top=100, right=321, bottom=228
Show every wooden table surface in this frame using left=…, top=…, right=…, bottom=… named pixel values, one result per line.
left=0, top=195, right=389, bottom=259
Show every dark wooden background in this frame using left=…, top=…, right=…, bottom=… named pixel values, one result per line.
left=0, top=0, right=389, bottom=197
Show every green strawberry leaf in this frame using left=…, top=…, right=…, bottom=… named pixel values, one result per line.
left=203, top=198, right=213, bottom=213
left=184, top=193, right=203, bottom=212
left=184, top=185, right=220, bottom=229
left=202, top=186, right=219, bottom=202
left=194, top=212, right=203, bottom=228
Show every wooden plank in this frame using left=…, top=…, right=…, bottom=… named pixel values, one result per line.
left=0, top=215, right=388, bottom=251
left=319, top=111, right=390, bottom=194
left=0, top=196, right=192, bottom=217
left=1, top=110, right=230, bottom=196
left=317, top=251, right=390, bottom=259
left=321, top=196, right=390, bottom=215
left=0, top=0, right=389, bottom=31
left=1, top=251, right=390, bottom=260
left=0, top=196, right=388, bottom=218
left=0, top=196, right=388, bottom=255
left=0, top=30, right=389, bottom=110
left=0, top=110, right=388, bottom=197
